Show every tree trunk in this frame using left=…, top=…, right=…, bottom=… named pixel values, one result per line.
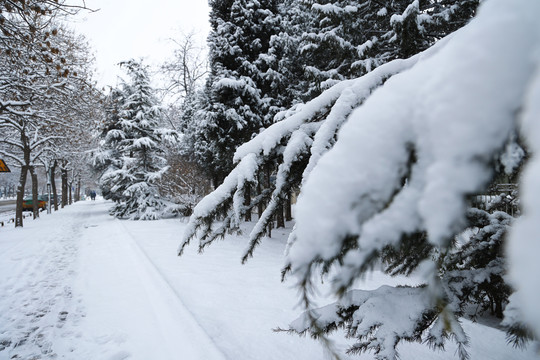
left=257, top=173, right=263, bottom=219
left=30, top=166, right=39, bottom=219
left=15, top=166, right=29, bottom=227
left=244, top=183, right=251, bottom=222
left=51, top=161, right=58, bottom=211
left=265, top=164, right=272, bottom=238
left=276, top=200, right=285, bottom=228
left=61, top=163, right=68, bottom=208
left=75, top=178, right=81, bottom=202
left=212, top=174, right=222, bottom=190
left=68, top=181, right=73, bottom=205
left=493, top=295, right=504, bottom=319
left=285, top=192, right=292, bottom=221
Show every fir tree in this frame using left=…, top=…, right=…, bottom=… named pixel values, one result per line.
left=187, top=0, right=282, bottom=186
left=93, top=88, right=126, bottom=202
left=297, top=0, right=479, bottom=98
left=179, top=0, right=481, bottom=262
left=446, top=208, right=513, bottom=320
left=179, top=0, right=539, bottom=357
left=99, top=60, right=177, bottom=220
left=267, top=0, right=318, bottom=105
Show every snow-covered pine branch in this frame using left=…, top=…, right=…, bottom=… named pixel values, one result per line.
left=179, top=34, right=451, bottom=260
left=283, top=0, right=539, bottom=358
left=505, top=27, right=540, bottom=346
left=180, top=0, right=540, bottom=357
left=285, top=285, right=466, bottom=360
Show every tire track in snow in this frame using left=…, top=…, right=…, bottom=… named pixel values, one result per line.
left=110, top=219, right=228, bottom=360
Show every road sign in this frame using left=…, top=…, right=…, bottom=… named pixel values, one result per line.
left=0, top=159, right=11, bottom=172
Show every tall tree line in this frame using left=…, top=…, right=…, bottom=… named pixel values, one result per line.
left=175, top=0, right=540, bottom=358
left=0, top=1, right=103, bottom=227
left=179, top=0, right=478, bottom=188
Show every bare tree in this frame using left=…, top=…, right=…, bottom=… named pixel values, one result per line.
left=159, top=30, right=208, bottom=104
left=0, top=4, right=100, bottom=226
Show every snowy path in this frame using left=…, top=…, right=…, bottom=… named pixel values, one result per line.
left=0, top=202, right=226, bottom=360
left=0, top=202, right=88, bottom=359
left=0, top=200, right=538, bottom=360
left=73, top=202, right=226, bottom=360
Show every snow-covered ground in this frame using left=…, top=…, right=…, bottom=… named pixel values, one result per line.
left=0, top=200, right=537, bottom=360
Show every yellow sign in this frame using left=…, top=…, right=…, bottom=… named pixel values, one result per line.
left=0, top=159, right=10, bottom=172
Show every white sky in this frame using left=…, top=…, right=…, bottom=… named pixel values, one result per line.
left=70, top=1, right=210, bottom=89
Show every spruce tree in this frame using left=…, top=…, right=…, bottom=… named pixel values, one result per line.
left=188, top=0, right=282, bottom=186
left=267, top=0, right=318, bottom=105
left=93, top=88, right=126, bottom=202
left=180, top=0, right=481, bottom=261
left=298, top=0, right=479, bottom=98
left=179, top=0, right=539, bottom=357
left=100, top=60, right=177, bottom=220
left=446, top=207, right=513, bottom=320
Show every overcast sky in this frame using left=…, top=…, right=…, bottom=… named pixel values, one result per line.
left=71, top=1, right=210, bottom=88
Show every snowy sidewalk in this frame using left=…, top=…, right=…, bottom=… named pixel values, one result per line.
left=72, top=202, right=227, bottom=360
left=0, top=201, right=326, bottom=360
left=0, top=201, right=226, bottom=360
left=0, top=201, right=86, bottom=359
left=0, top=200, right=538, bottom=360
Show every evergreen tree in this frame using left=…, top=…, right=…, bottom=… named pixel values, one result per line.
left=266, top=0, right=318, bottom=105
left=446, top=207, right=513, bottom=320
left=297, top=0, right=479, bottom=98
left=179, top=0, right=539, bottom=357
left=179, top=0, right=481, bottom=261
left=93, top=88, right=126, bottom=202
left=99, top=60, right=177, bottom=220
left=187, top=0, right=282, bottom=186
